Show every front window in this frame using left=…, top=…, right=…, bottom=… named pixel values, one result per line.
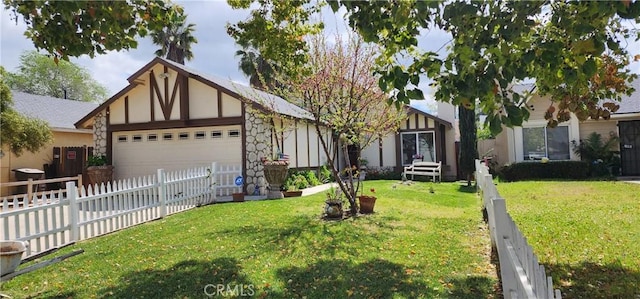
left=523, top=126, right=569, bottom=160
left=401, top=132, right=435, bottom=165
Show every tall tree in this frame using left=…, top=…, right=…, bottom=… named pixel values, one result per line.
left=6, top=51, right=108, bottom=102
left=458, top=106, right=478, bottom=186
left=227, top=0, right=640, bottom=132
left=0, top=66, right=52, bottom=157
left=150, top=4, right=198, bottom=64
left=235, top=44, right=279, bottom=90
left=4, top=0, right=180, bottom=62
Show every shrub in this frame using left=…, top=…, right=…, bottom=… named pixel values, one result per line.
left=303, top=170, right=321, bottom=186
left=317, top=164, right=333, bottom=183
left=365, top=167, right=402, bottom=180
left=499, top=161, right=589, bottom=182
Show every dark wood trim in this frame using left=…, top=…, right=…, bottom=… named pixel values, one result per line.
left=150, top=71, right=166, bottom=120
left=294, top=120, right=299, bottom=168
left=241, top=101, right=247, bottom=194
left=150, top=71, right=155, bottom=121
left=108, top=117, right=243, bottom=132
left=217, top=89, right=223, bottom=118
left=168, top=74, right=180, bottom=120
left=378, top=138, right=384, bottom=167
left=180, top=74, right=189, bottom=121
left=405, top=118, right=410, bottom=130
left=398, top=128, right=436, bottom=133
left=124, top=96, right=129, bottom=124
left=280, top=119, right=285, bottom=153
left=395, top=133, right=402, bottom=171
left=440, top=124, right=447, bottom=165
left=163, top=66, right=169, bottom=119
left=414, top=114, right=419, bottom=129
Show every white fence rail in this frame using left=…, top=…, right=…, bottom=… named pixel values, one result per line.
left=1, top=162, right=242, bottom=258
left=476, top=160, right=562, bottom=299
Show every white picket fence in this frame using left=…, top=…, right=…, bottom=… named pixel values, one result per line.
left=1, top=163, right=242, bottom=258
left=476, top=160, right=561, bottom=299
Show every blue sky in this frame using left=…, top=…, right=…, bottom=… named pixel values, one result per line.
left=1, top=1, right=638, bottom=112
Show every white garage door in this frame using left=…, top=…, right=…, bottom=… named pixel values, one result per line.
left=112, top=126, right=242, bottom=179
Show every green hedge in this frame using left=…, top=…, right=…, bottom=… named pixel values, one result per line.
left=498, top=161, right=589, bottom=182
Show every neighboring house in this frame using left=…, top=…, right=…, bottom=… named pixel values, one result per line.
left=360, top=102, right=458, bottom=180
left=489, top=80, right=640, bottom=176
left=0, top=91, right=97, bottom=196
left=74, top=57, right=332, bottom=195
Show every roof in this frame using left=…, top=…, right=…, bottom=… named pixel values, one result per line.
left=615, top=79, right=640, bottom=115
left=405, top=105, right=453, bottom=128
left=11, top=91, right=98, bottom=131
left=76, top=57, right=313, bottom=127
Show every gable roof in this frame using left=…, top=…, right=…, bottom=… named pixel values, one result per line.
left=76, top=57, right=312, bottom=128
left=11, top=91, right=98, bottom=131
left=405, top=105, right=453, bottom=128
left=615, top=79, right=640, bottom=115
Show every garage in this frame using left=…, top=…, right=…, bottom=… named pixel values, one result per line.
left=112, top=125, right=242, bottom=179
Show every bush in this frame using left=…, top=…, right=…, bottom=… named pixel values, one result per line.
left=317, top=165, right=333, bottom=183
left=365, top=167, right=402, bottom=180
left=303, top=170, right=321, bottom=186
left=499, top=161, right=589, bottom=182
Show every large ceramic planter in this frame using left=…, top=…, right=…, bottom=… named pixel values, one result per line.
left=358, top=195, right=377, bottom=214
left=1, top=240, right=28, bottom=276
left=263, top=162, right=288, bottom=199
left=86, top=165, right=114, bottom=186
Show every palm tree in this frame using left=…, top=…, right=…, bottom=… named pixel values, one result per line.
left=151, top=6, right=197, bottom=64
left=235, top=44, right=278, bottom=90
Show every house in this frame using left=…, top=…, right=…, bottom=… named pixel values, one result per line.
left=360, top=101, right=458, bottom=180
left=487, top=80, right=640, bottom=176
left=74, top=57, right=332, bottom=195
left=0, top=92, right=98, bottom=196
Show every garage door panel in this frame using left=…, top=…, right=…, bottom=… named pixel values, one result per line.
left=113, top=126, right=242, bottom=179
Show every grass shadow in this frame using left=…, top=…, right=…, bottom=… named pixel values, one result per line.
left=457, top=185, right=477, bottom=193
left=97, top=258, right=254, bottom=298
left=271, top=258, right=436, bottom=298
left=445, top=275, right=497, bottom=299
left=547, top=261, right=640, bottom=299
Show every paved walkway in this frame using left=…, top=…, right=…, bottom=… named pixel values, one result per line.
left=619, top=177, right=640, bottom=184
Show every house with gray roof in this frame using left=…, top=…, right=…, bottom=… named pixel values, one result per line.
left=487, top=79, right=640, bottom=176
left=1, top=91, right=98, bottom=195
left=74, top=57, right=332, bottom=194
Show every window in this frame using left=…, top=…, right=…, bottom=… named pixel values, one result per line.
left=195, top=131, right=206, bottom=139
left=163, top=133, right=173, bottom=141
left=117, top=135, right=128, bottom=142
left=228, top=130, right=240, bottom=138
left=132, top=135, right=142, bottom=142
left=179, top=132, right=189, bottom=140
left=400, top=132, right=435, bottom=165
left=147, top=134, right=158, bottom=141
left=211, top=131, right=222, bottom=138
left=522, top=126, right=569, bottom=160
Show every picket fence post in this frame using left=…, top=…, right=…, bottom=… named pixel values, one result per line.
left=493, top=197, right=517, bottom=298
left=157, top=169, right=167, bottom=218
left=210, top=162, right=217, bottom=203
left=66, top=181, right=79, bottom=242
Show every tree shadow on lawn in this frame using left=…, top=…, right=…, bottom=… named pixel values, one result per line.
left=268, top=258, right=495, bottom=299
left=97, top=257, right=254, bottom=298
left=546, top=261, right=640, bottom=299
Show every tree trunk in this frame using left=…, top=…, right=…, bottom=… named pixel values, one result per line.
left=458, top=105, right=478, bottom=187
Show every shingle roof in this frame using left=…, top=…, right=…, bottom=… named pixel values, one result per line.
left=615, top=79, right=640, bottom=114
left=159, top=58, right=313, bottom=120
left=11, top=91, right=98, bottom=130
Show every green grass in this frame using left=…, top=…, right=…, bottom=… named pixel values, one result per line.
left=496, top=181, right=640, bottom=299
left=1, top=181, right=497, bottom=298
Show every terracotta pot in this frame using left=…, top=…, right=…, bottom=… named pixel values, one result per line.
left=358, top=195, right=377, bottom=214
left=232, top=192, right=245, bottom=202
left=283, top=190, right=303, bottom=197
left=86, top=165, right=114, bottom=186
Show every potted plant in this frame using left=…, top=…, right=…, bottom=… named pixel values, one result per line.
left=86, top=155, right=113, bottom=186
left=232, top=192, right=245, bottom=202
left=282, top=172, right=307, bottom=197
left=262, top=153, right=289, bottom=199
left=324, top=186, right=344, bottom=219
left=357, top=188, right=377, bottom=214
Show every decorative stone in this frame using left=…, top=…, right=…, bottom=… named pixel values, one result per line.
left=99, top=139, right=106, bottom=147
left=247, top=169, right=255, bottom=177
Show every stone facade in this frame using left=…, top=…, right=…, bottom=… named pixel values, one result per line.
left=93, top=112, right=107, bottom=155
left=244, top=109, right=272, bottom=195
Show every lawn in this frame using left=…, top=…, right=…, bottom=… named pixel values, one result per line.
left=1, top=180, right=498, bottom=298
left=496, top=180, right=640, bottom=299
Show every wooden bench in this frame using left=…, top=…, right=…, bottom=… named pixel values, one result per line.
left=403, top=161, right=442, bottom=182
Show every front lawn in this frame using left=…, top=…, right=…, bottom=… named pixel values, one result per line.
left=496, top=181, right=640, bottom=299
left=1, top=181, right=497, bottom=298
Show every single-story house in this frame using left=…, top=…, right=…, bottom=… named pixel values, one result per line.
left=74, top=57, right=332, bottom=195
left=0, top=91, right=97, bottom=196
left=487, top=80, right=640, bottom=176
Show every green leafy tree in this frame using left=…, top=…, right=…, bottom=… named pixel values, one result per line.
left=227, top=0, right=640, bottom=133
left=0, top=66, right=52, bottom=156
left=150, top=4, right=197, bottom=64
left=235, top=43, right=279, bottom=90
left=6, top=51, right=108, bottom=102
left=3, top=0, right=180, bottom=61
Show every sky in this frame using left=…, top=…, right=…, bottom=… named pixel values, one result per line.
left=1, top=1, right=639, bottom=111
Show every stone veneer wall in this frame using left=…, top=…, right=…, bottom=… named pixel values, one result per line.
left=93, top=112, right=108, bottom=155
left=244, top=109, right=272, bottom=195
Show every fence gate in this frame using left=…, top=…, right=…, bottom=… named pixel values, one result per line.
left=620, top=120, right=640, bottom=176
left=50, top=146, right=93, bottom=178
